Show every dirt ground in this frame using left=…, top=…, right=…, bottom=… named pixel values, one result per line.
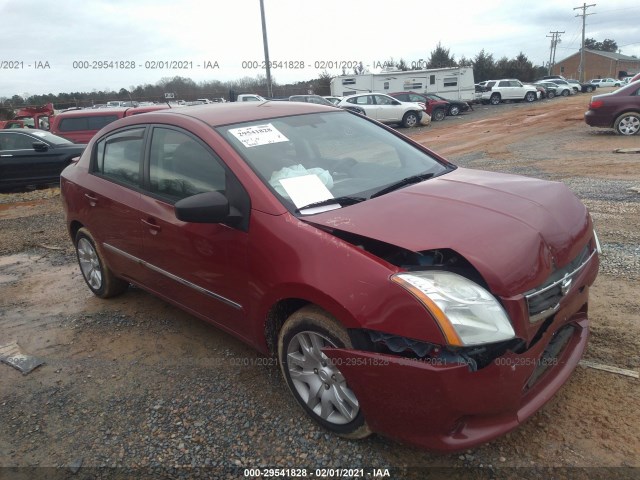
left=0, top=92, right=639, bottom=479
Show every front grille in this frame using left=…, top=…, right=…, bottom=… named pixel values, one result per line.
left=526, top=324, right=575, bottom=390
left=525, top=244, right=595, bottom=323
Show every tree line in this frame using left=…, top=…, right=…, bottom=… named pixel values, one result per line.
left=1, top=38, right=623, bottom=115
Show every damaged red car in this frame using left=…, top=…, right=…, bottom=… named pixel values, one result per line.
left=60, top=102, right=600, bottom=452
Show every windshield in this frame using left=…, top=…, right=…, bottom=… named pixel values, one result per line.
left=29, top=130, right=73, bottom=145
left=217, top=111, right=450, bottom=214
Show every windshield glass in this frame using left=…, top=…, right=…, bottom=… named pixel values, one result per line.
left=29, top=130, right=73, bottom=145
left=217, top=111, right=450, bottom=213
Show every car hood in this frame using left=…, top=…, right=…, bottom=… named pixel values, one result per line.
left=305, top=168, right=592, bottom=297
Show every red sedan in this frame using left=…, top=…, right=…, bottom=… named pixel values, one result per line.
left=60, top=102, right=599, bottom=452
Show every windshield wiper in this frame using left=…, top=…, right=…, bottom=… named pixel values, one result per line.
left=296, top=196, right=366, bottom=213
left=370, top=173, right=435, bottom=199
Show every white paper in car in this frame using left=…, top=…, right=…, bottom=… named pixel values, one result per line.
left=228, top=123, right=289, bottom=148
left=278, top=175, right=340, bottom=214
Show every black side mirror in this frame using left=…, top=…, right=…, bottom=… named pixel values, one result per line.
left=175, top=191, right=230, bottom=223
left=33, top=142, right=48, bottom=152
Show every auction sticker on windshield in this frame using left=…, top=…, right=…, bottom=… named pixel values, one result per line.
left=228, top=123, right=289, bottom=148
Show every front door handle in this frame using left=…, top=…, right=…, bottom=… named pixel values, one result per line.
left=141, top=218, right=161, bottom=235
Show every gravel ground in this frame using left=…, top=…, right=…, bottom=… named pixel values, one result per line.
left=1, top=95, right=639, bottom=480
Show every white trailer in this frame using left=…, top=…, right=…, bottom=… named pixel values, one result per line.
left=330, top=67, right=475, bottom=102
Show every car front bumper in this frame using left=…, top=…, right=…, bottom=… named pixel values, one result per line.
left=324, top=298, right=590, bottom=452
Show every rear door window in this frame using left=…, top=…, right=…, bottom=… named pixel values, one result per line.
left=94, top=128, right=145, bottom=187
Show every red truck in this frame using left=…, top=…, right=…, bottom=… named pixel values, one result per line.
left=0, top=103, right=55, bottom=130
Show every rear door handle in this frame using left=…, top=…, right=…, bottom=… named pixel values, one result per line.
left=84, top=193, right=98, bottom=206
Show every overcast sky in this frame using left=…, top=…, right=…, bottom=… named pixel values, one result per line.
left=1, top=0, right=639, bottom=98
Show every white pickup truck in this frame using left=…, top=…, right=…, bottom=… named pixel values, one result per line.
left=235, top=94, right=267, bottom=102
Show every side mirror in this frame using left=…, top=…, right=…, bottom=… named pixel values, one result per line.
left=175, top=191, right=230, bottom=223
left=33, top=142, right=48, bottom=152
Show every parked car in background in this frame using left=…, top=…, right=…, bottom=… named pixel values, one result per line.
left=60, top=101, right=600, bottom=452
left=584, top=80, right=640, bottom=135
left=0, top=130, right=86, bottom=190
left=589, top=78, right=621, bottom=88
left=423, top=93, right=471, bottom=116
left=531, top=83, right=551, bottom=99
left=51, top=105, right=170, bottom=143
left=337, top=93, right=423, bottom=127
left=546, top=79, right=574, bottom=96
left=566, top=79, right=595, bottom=93
left=289, top=95, right=336, bottom=107
left=388, top=92, right=448, bottom=121
left=323, top=96, right=343, bottom=105
left=480, top=79, right=539, bottom=105
left=537, top=81, right=571, bottom=97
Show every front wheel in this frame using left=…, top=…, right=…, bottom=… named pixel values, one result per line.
left=75, top=228, right=128, bottom=298
left=278, top=306, right=371, bottom=439
left=561, top=89, right=570, bottom=97
left=402, top=111, right=419, bottom=128
left=490, top=93, right=501, bottom=105
left=448, top=105, right=460, bottom=116
left=547, top=90, right=556, bottom=99
left=614, top=113, right=640, bottom=135
left=585, top=86, right=594, bottom=93
left=524, top=91, right=536, bottom=102
left=432, top=108, right=446, bottom=122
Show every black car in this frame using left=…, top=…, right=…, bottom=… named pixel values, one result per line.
left=423, top=93, right=471, bottom=116
left=0, top=130, right=86, bottom=190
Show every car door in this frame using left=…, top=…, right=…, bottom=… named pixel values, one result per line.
left=0, top=132, right=63, bottom=187
left=136, top=126, right=250, bottom=336
left=78, top=127, right=147, bottom=283
left=373, top=94, right=401, bottom=122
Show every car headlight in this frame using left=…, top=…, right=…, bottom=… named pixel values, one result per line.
left=391, top=271, right=515, bottom=347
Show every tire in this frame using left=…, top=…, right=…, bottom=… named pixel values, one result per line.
left=490, top=93, right=501, bottom=105
left=524, top=91, right=536, bottom=102
left=614, top=112, right=640, bottom=136
left=402, top=111, right=419, bottom=128
left=561, top=89, right=570, bottom=97
left=547, top=90, right=556, bottom=99
left=75, top=227, right=128, bottom=298
left=432, top=108, right=446, bottom=122
left=615, top=83, right=621, bottom=87
left=585, top=86, right=594, bottom=93
left=278, top=305, right=371, bottom=439
left=448, top=105, right=460, bottom=116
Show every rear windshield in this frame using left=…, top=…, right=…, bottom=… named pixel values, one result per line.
left=58, top=115, right=119, bottom=132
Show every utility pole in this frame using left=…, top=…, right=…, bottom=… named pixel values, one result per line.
left=259, top=0, right=273, bottom=98
left=574, top=3, right=596, bottom=82
left=547, top=31, right=564, bottom=75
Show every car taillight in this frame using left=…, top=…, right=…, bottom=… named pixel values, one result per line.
left=589, top=100, right=604, bottom=109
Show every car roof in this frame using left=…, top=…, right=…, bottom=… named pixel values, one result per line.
left=125, top=101, right=338, bottom=127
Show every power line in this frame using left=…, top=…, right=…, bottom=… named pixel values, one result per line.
left=547, top=31, right=564, bottom=75
left=574, top=3, right=596, bottom=82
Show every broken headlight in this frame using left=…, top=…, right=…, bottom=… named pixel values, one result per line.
left=391, top=270, right=515, bottom=347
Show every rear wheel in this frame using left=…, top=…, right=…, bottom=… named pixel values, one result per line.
left=75, top=228, right=128, bottom=298
left=432, top=108, right=446, bottom=122
left=547, top=90, right=556, bottom=99
left=524, top=91, right=536, bottom=102
left=278, top=306, right=371, bottom=439
left=490, top=94, right=501, bottom=105
left=448, top=105, right=460, bottom=116
left=402, top=111, right=419, bottom=128
left=585, top=85, right=594, bottom=93
left=561, top=89, right=570, bottom=97
left=614, top=113, right=640, bottom=135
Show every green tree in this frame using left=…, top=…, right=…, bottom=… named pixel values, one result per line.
left=427, top=42, right=456, bottom=68
left=395, top=58, right=409, bottom=71
left=584, top=38, right=618, bottom=52
left=472, top=49, right=496, bottom=82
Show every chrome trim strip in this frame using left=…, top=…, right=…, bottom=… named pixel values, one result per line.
left=103, top=242, right=243, bottom=311
left=528, top=304, right=561, bottom=323
left=525, top=249, right=597, bottom=300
